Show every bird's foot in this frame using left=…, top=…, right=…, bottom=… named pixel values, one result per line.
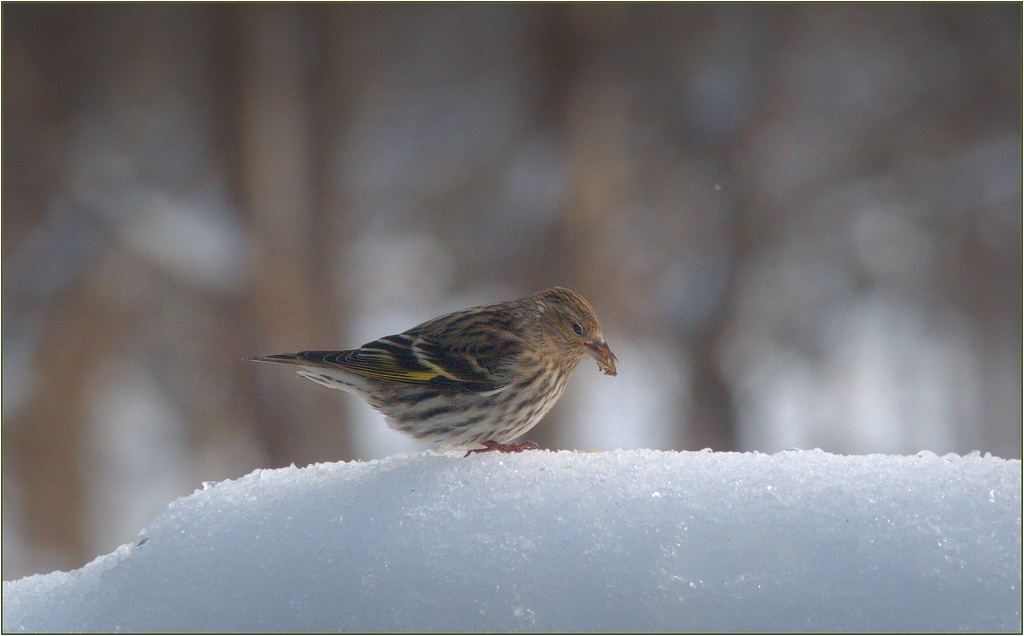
left=464, top=440, right=540, bottom=457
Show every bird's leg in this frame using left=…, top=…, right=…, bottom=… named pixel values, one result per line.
left=464, top=440, right=540, bottom=457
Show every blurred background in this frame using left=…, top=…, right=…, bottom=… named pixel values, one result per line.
left=3, top=4, right=1020, bottom=580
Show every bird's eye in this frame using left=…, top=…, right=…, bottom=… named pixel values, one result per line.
left=571, top=322, right=583, bottom=336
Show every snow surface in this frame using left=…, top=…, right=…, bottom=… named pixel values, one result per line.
left=3, top=449, right=1020, bottom=632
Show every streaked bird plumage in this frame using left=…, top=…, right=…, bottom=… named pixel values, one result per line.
left=250, top=287, right=617, bottom=452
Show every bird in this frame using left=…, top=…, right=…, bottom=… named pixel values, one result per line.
left=250, top=287, right=617, bottom=455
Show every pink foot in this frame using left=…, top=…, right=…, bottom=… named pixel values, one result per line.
left=464, top=440, right=540, bottom=457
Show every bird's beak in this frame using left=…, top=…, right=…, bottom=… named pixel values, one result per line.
left=585, top=339, right=618, bottom=376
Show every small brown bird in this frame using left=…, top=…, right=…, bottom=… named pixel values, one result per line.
left=250, top=287, right=617, bottom=454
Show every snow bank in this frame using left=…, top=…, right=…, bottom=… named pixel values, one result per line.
left=3, top=449, right=1020, bottom=632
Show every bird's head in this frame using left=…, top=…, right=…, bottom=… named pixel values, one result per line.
left=528, top=287, right=617, bottom=376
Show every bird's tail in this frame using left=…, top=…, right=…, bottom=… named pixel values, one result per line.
left=249, top=351, right=347, bottom=367
left=249, top=351, right=363, bottom=392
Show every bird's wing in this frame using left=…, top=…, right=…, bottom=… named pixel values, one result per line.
left=252, top=304, right=527, bottom=392
left=405, top=328, right=524, bottom=392
left=258, top=328, right=522, bottom=393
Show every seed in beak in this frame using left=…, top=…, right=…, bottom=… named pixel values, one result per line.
left=585, top=340, right=618, bottom=376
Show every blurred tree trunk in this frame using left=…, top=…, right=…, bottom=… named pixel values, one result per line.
left=5, top=291, right=93, bottom=577
left=553, top=6, right=741, bottom=452
left=237, top=6, right=352, bottom=464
